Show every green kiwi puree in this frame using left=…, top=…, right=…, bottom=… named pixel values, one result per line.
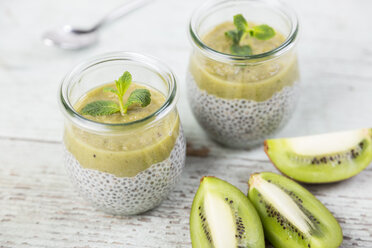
left=190, top=22, right=299, bottom=101
left=64, top=83, right=179, bottom=177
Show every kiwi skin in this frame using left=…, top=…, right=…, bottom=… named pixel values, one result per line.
left=190, top=176, right=265, bottom=248
left=248, top=172, right=343, bottom=248
left=264, top=128, right=372, bottom=183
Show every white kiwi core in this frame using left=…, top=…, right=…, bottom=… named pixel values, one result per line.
left=204, top=192, right=237, bottom=248
left=252, top=175, right=313, bottom=236
left=287, top=129, right=368, bottom=156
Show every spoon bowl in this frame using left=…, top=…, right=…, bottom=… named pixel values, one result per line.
left=42, top=0, right=152, bottom=50
left=43, top=25, right=99, bottom=50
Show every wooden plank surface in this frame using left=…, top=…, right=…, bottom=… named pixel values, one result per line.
left=1, top=138, right=372, bottom=248
left=0, top=0, right=372, bottom=247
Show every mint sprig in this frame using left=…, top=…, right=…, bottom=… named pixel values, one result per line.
left=80, top=71, right=151, bottom=117
left=105, top=71, right=132, bottom=115
left=225, top=14, right=276, bottom=56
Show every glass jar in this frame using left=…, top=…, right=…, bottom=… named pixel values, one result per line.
left=187, top=0, right=300, bottom=149
left=59, top=52, right=186, bottom=215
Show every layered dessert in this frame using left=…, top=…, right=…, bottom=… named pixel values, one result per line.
left=187, top=15, right=299, bottom=148
left=63, top=71, right=185, bottom=215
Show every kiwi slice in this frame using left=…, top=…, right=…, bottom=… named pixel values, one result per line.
left=248, top=172, right=343, bottom=248
left=190, top=177, right=265, bottom=248
left=265, top=128, right=372, bottom=183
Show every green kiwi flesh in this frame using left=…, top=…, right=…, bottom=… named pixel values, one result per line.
left=190, top=177, right=265, bottom=248
left=248, top=172, right=343, bottom=248
left=265, top=128, right=372, bottom=183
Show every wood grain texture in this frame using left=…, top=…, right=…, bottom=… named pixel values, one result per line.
left=0, top=138, right=371, bottom=247
left=0, top=0, right=372, bottom=247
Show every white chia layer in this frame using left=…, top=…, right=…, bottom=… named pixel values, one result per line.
left=187, top=73, right=298, bottom=148
left=64, top=128, right=186, bottom=215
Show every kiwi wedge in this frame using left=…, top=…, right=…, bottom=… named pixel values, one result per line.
left=265, top=128, right=372, bottom=183
left=190, top=177, right=265, bottom=248
left=248, top=172, right=343, bottom=248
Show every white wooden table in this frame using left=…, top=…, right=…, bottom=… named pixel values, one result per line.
left=0, top=0, right=371, bottom=247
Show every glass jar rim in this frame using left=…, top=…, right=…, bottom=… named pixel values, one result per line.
left=189, top=0, right=299, bottom=63
left=59, top=52, right=178, bottom=132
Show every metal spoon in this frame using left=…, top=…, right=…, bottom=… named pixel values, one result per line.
left=43, top=0, right=152, bottom=49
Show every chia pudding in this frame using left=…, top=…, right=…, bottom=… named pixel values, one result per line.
left=64, top=125, right=185, bottom=215
left=187, top=0, right=300, bottom=148
left=59, top=53, right=185, bottom=215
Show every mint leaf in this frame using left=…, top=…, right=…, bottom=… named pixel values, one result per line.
left=114, top=71, right=132, bottom=115
left=81, top=101, right=120, bottom=116
left=251, top=24, right=276, bottom=40
left=230, top=44, right=252, bottom=56
left=103, top=87, right=118, bottom=94
left=225, top=30, right=239, bottom=44
left=123, top=89, right=151, bottom=114
left=115, top=71, right=132, bottom=97
left=233, top=14, right=248, bottom=35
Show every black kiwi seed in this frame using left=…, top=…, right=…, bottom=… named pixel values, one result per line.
left=308, top=146, right=367, bottom=165
left=199, top=207, right=213, bottom=244
left=321, top=157, right=327, bottom=163
left=261, top=189, right=323, bottom=242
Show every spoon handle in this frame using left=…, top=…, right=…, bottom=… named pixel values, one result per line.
left=92, top=0, right=153, bottom=31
